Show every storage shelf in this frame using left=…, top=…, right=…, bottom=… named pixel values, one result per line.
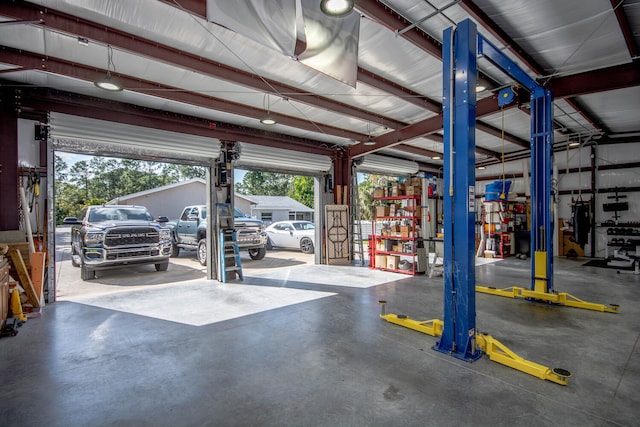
left=375, top=195, right=421, bottom=201
left=372, top=234, right=418, bottom=241
left=375, top=216, right=420, bottom=220
left=371, top=194, right=422, bottom=275
left=481, top=200, right=528, bottom=258
left=374, top=250, right=416, bottom=256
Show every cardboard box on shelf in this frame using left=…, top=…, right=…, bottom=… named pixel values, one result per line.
left=411, top=177, right=422, bottom=187
left=401, top=226, right=412, bottom=237
left=390, top=224, right=401, bottom=233
left=375, top=205, right=390, bottom=217
left=375, top=255, right=387, bottom=268
left=386, top=255, right=400, bottom=270
left=392, top=245, right=400, bottom=252
left=405, top=185, right=422, bottom=196
left=373, top=188, right=384, bottom=198
left=391, top=183, right=405, bottom=196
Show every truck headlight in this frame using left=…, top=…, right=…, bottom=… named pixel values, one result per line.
left=84, top=232, right=105, bottom=244
left=160, top=229, right=171, bottom=241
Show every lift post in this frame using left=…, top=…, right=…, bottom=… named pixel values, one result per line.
left=434, top=19, right=481, bottom=362
left=380, top=18, right=572, bottom=385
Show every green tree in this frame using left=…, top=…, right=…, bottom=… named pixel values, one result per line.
left=289, top=176, right=314, bottom=208
left=235, top=171, right=291, bottom=196
left=358, top=174, right=376, bottom=220
left=68, top=160, right=89, bottom=199
left=55, top=154, right=68, bottom=182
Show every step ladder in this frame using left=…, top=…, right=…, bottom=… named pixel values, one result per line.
left=349, top=163, right=365, bottom=265
left=219, top=229, right=243, bottom=282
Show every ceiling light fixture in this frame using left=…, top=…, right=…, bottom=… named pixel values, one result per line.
left=568, top=141, right=580, bottom=147
left=94, top=45, right=123, bottom=92
left=320, top=0, right=355, bottom=17
left=260, top=93, right=277, bottom=125
left=477, top=166, right=486, bottom=170
left=363, top=122, right=376, bottom=145
left=476, top=75, right=490, bottom=93
left=431, top=155, right=441, bottom=160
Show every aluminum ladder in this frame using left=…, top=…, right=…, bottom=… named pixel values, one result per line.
left=219, top=229, right=243, bottom=282
left=349, top=165, right=365, bottom=265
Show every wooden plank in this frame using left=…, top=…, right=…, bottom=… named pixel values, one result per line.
left=30, top=252, right=46, bottom=307
left=4, top=242, right=30, bottom=269
left=8, top=249, right=40, bottom=308
left=19, top=186, right=36, bottom=254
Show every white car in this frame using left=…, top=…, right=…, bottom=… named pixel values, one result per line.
left=265, top=221, right=315, bottom=254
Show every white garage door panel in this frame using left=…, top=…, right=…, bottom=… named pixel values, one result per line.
left=49, top=112, right=219, bottom=165
left=356, top=154, right=419, bottom=176
left=235, top=142, right=332, bottom=175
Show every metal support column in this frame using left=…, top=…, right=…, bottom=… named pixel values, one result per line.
left=530, top=88, right=555, bottom=292
left=435, top=20, right=481, bottom=362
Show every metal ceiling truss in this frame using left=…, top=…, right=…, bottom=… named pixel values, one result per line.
left=0, top=1, right=510, bottom=158
left=2, top=0, right=639, bottom=166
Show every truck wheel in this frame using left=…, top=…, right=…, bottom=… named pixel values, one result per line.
left=248, top=247, right=266, bottom=260
left=170, top=242, right=180, bottom=257
left=300, top=238, right=314, bottom=254
left=155, top=262, right=169, bottom=271
left=71, top=246, right=81, bottom=267
left=80, top=262, right=95, bottom=280
left=197, top=239, right=207, bottom=266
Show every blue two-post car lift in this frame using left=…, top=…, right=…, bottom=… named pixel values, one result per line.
left=380, top=19, right=617, bottom=385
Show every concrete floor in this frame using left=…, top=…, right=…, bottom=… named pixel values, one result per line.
left=1, top=250, right=639, bottom=426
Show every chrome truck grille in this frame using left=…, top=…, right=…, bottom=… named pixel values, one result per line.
left=104, top=227, right=159, bottom=247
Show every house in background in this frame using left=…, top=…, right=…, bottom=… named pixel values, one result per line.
left=108, top=178, right=207, bottom=220
left=242, top=195, right=313, bottom=224
left=108, top=179, right=311, bottom=223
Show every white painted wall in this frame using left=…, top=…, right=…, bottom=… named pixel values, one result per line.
left=477, top=141, right=640, bottom=258
left=113, top=181, right=206, bottom=220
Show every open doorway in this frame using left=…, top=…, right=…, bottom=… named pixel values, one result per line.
left=234, top=170, right=317, bottom=258
left=53, top=152, right=211, bottom=301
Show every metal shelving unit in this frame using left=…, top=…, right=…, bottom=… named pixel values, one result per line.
left=371, top=194, right=422, bottom=275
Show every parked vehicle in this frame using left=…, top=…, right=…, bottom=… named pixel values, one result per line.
left=167, top=205, right=267, bottom=265
left=265, top=220, right=315, bottom=254
left=64, top=205, right=172, bottom=280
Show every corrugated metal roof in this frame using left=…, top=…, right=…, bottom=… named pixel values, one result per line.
left=0, top=0, right=637, bottom=169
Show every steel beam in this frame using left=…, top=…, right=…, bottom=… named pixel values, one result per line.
left=547, top=62, right=640, bottom=98
left=610, top=0, right=639, bottom=59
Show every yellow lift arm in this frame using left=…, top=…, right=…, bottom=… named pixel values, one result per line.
left=475, top=285, right=619, bottom=313
left=477, top=252, right=620, bottom=313
left=379, top=302, right=571, bottom=386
